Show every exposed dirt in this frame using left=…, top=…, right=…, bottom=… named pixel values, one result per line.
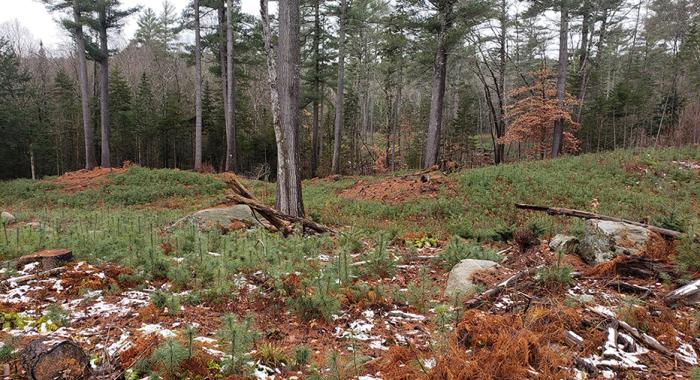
left=51, top=167, right=128, bottom=193
left=339, top=171, right=456, bottom=204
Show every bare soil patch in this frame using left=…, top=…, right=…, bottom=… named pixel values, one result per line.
left=339, top=171, right=456, bottom=204
left=51, top=167, right=127, bottom=193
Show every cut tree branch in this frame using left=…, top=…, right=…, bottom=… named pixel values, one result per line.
left=221, top=174, right=335, bottom=235
left=514, top=203, right=681, bottom=239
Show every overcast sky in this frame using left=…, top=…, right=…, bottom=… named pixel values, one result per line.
left=0, top=0, right=262, bottom=51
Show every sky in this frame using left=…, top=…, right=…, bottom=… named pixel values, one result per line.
left=0, top=0, right=262, bottom=51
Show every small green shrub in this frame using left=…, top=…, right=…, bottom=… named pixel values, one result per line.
left=407, top=268, right=438, bottom=313
left=434, top=237, right=500, bottom=269
left=151, top=339, right=188, bottom=378
left=676, top=230, right=700, bottom=272
left=218, top=314, right=259, bottom=375
left=537, top=236, right=573, bottom=287
left=292, top=345, right=312, bottom=368
left=288, top=274, right=341, bottom=322
left=363, top=234, right=396, bottom=279
left=150, top=291, right=180, bottom=316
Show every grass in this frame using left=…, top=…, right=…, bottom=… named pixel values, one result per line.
left=0, top=146, right=698, bottom=378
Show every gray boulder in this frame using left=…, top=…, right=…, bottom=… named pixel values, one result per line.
left=1, top=211, right=15, bottom=225
left=549, top=234, right=579, bottom=253
left=578, top=219, right=650, bottom=264
left=444, top=259, right=499, bottom=298
left=173, top=205, right=262, bottom=231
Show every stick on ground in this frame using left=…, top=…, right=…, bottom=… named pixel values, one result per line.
left=515, top=203, right=681, bottom=239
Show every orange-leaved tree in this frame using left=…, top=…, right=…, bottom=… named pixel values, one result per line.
left=499, top=67, right=580, bottom=159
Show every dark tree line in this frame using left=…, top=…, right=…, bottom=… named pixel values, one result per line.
left=2, top=0, right=700, bottom=210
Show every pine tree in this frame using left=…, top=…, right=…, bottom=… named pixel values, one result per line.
left=41, top=0, right=97, bottom=169
left=108, top=67, right=134, bottom=165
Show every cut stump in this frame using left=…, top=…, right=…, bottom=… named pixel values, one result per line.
left=20, top=338, right=90, bottom=380
left=16, top=249, right=73, bottom=271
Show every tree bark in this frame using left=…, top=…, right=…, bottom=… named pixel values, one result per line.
left=98, top=6, right=110, bottom=168
left=218, top=6, right=229, bottom=170
left=551, top=6, right=568, bottom=158
left=260, top=0, right=285, bottom=210
left=311, top=0, right=321, bottom=177
left=332, top=0, right=347, bottom=174
left=274, top=0, right=305, bottom=217
left=194, top=0, right=203, bottom=171
left=424, top=3, right=451, bottom=168
left=73, top=0, right=96, bottom=170
left=225, top=0, right=237, bottom=172
left=495, top=0, right=507, bottom=164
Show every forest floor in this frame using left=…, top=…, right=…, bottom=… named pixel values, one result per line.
left=0, top=146, right=699, bottom=379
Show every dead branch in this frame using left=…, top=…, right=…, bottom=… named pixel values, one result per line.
left=514, top=203, right=681, bottom=239
left=1, top=267, right=65, bottom=287
left=587, top=306, right=695, bottom=364
left=221, top=174, right=335, bottom=235
left=606, top=281, right=652, bottom=298
left=464, top=266, right=541, bottom=308
left=665, top=278, right=700, bottom=306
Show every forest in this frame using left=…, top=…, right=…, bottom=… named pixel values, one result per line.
left=0, top=0, right=698, bottom=182
left=1, top=0, right=700, bottom=379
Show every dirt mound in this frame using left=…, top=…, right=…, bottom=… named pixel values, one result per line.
left=339, top=171, right=456, bottom=204
left=52, top=167, right=127, bottom=193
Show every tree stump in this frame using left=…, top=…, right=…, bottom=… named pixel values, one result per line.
left=20, top=338, right=91, bottom=380
left=16, top=249, right=73, bottom=271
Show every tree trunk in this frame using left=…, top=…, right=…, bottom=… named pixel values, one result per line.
left=73, top=1, right=96, bottom=170
left=551, top=6, right=568, bottom=158
left=310, top=0, right=321, bottom=177
left=194, top=0, right=203, bottom=171
left=260, top=0, right=285, bottom=209
left=277, top=0, right=305, bottom=217
left=29, top=143, right=36, bottom=180
left=98, top=7, right=111, bottom=168
left=495, top=0, right=507, bottom=164
left=225, top=0, right=237, bottom=172
left=424, top=5, right=451, bottom=168
left=218, top=7, right=229, bottom=169
left=332, top=0, right=347, bottom=174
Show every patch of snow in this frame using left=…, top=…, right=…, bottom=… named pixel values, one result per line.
left=139, top=324, right=177, bottom=338
left=253, top=362, right=280, bottom=379
left=194, top=336, right=217, bottom=344
left=387, top=310, right=425, bottom=322
left=369, top=339, right=388, bottom=351
left=318, top=254, right=331, bottom=262
left=107, top=331, right=131, bottom=355
left=52, top=280, right=63, bottom=293
left=358, top=376, right=382, bottom=380
left=22, top=262, right=39, bottom=273
left=0, top=284, right=33, bottom=303
left=422, top=358, right=436, bottom=369
left=202, top=346, right=227, bottom=357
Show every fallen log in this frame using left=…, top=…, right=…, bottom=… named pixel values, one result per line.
left=514, top=204, right=682, bottom=239
left=464, top=266, right=541, bottom=308
left=221, top=174, right=293, bottom=234
left=612, top=256, right=674, bottom=279
left=665, top=278, right=700, bottom=306
left=2, top=267, right=65, bottom=287
left=587, top=306, right=695, bottom=364
left=606, top=281, right=652, bottom=298
left=21, top=338, right=91, bottom=380
left=226, top=192, right=335, bottom=235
